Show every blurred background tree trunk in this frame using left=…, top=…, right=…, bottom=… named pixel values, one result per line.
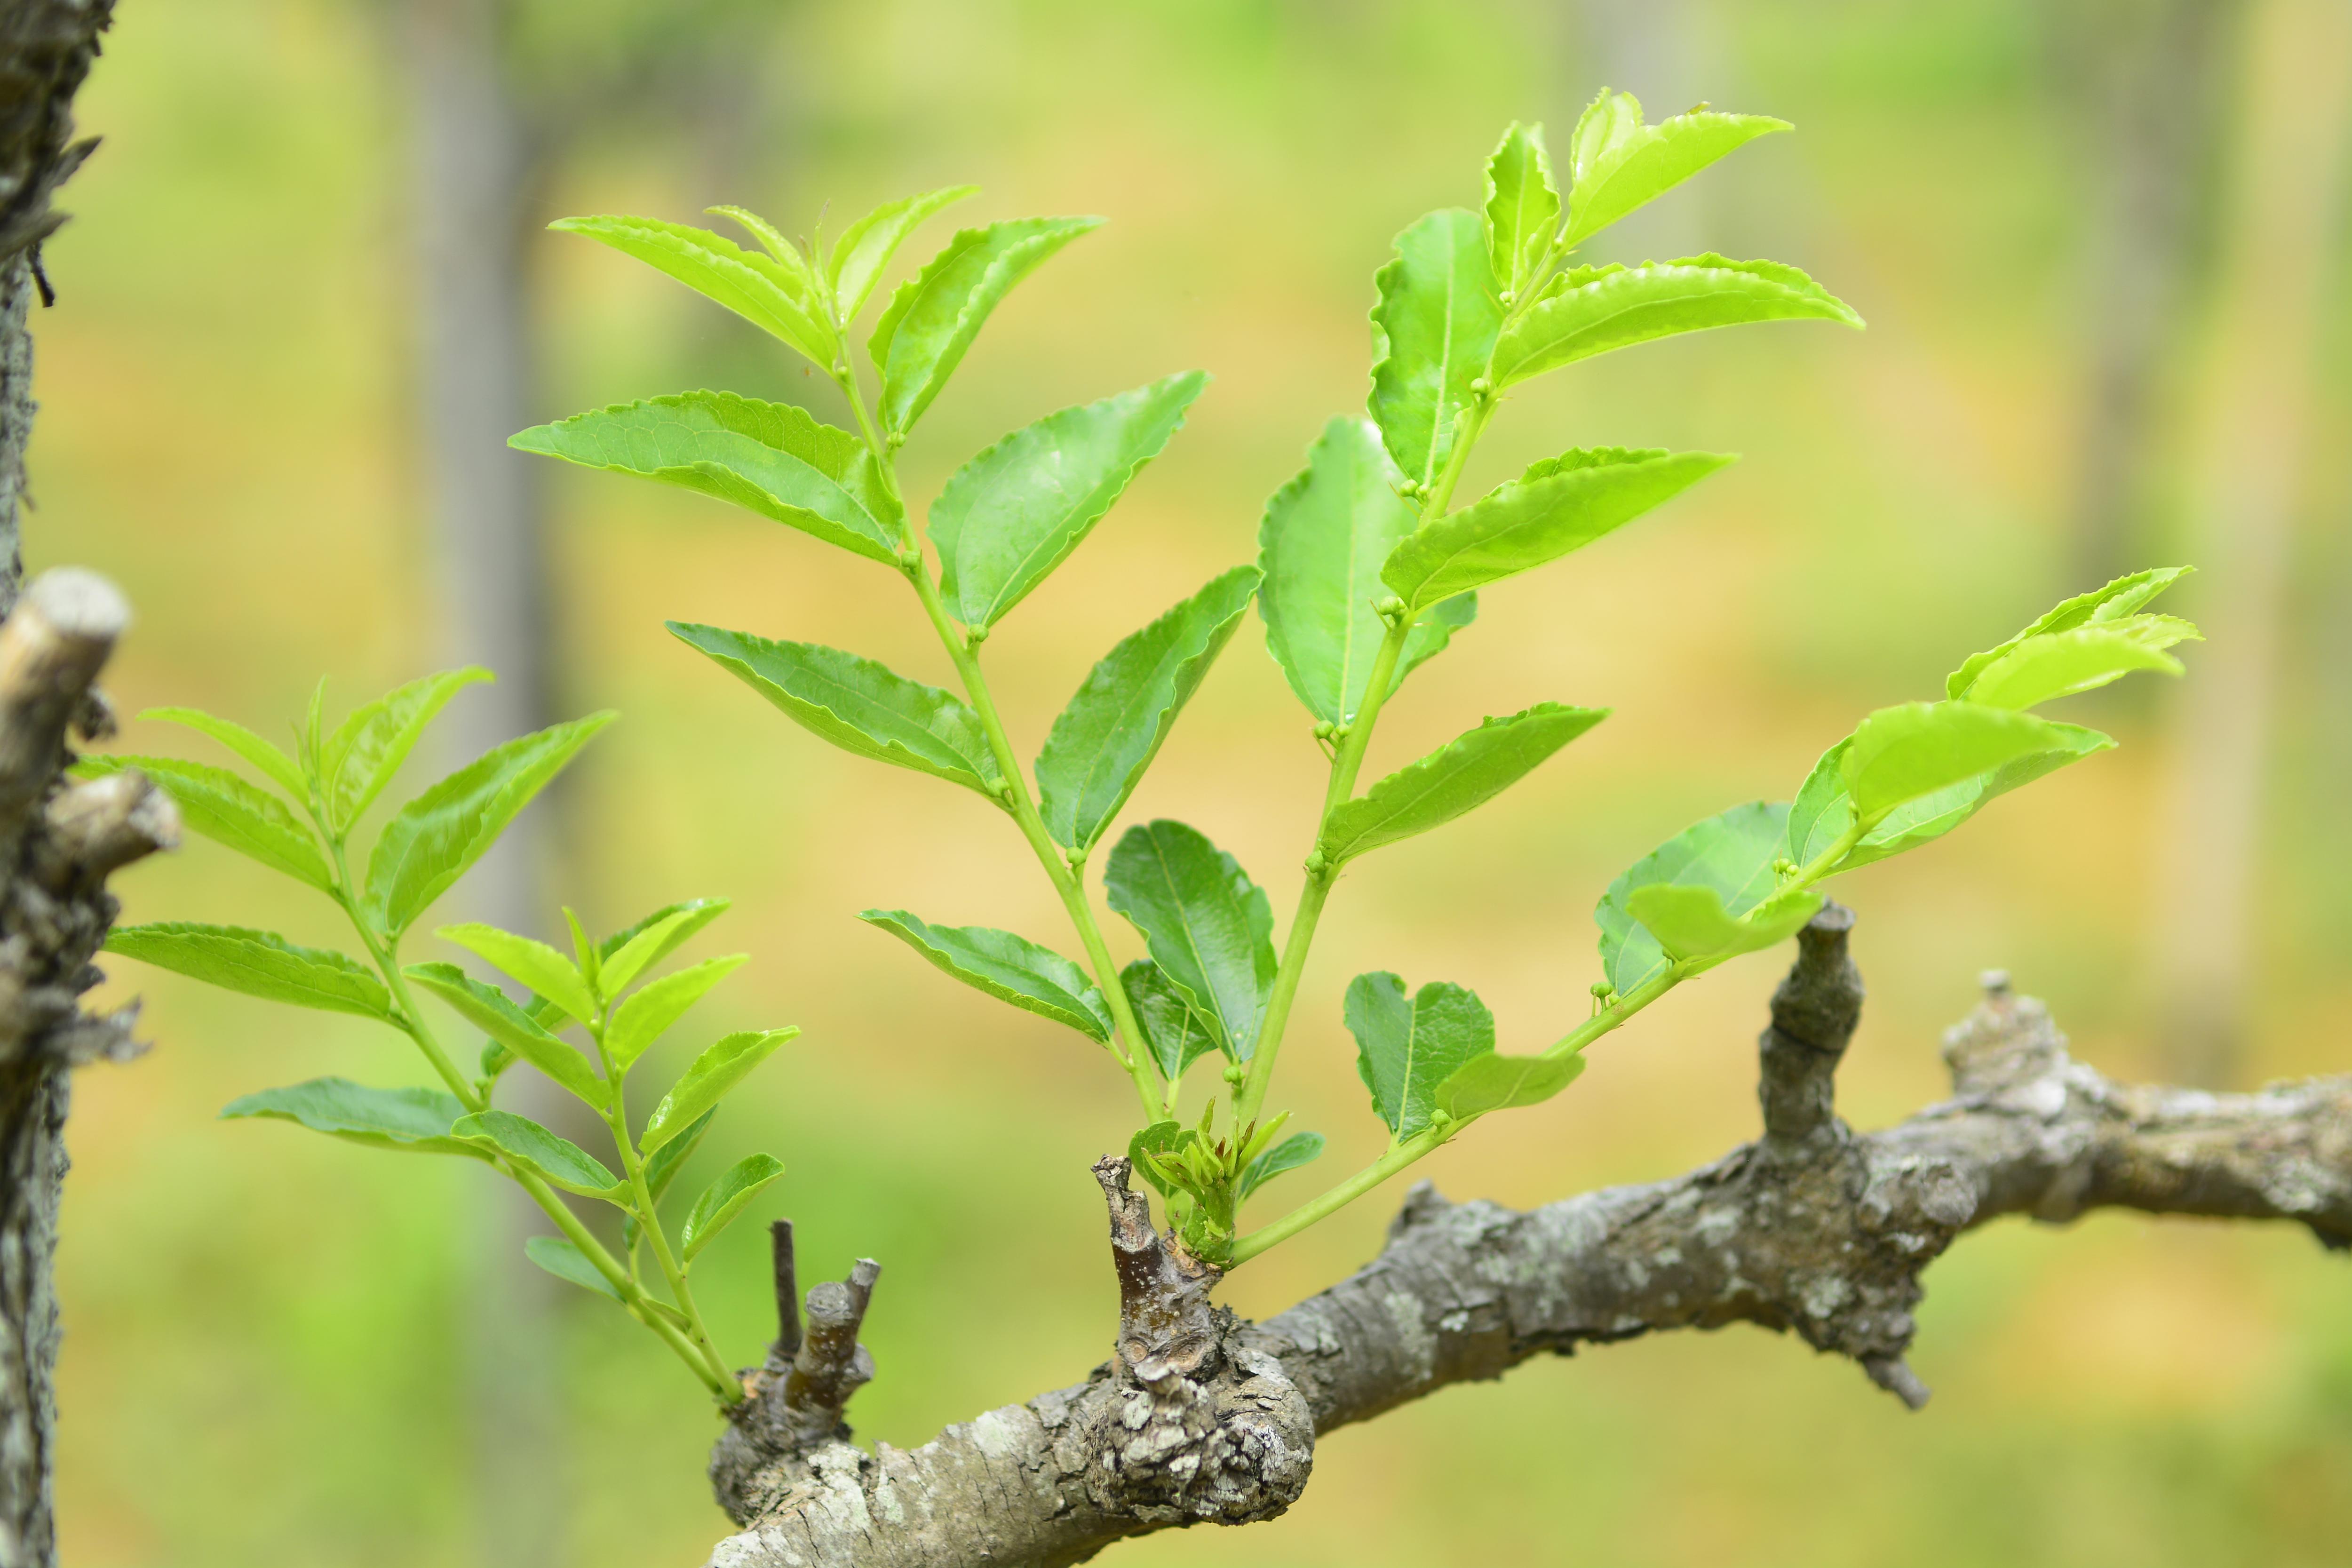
left=402, top=3, right=564, bottom=1564
left=398, top=3, right=781, bottom=1560
left=2061, top=0, right=2237, bottom=590
left=2153, top=0, right=2352, bottom=1082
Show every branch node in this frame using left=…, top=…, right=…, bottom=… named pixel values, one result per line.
left=1862, top=1354, right=1932, bottom=1410
left=767, top=1218, right=800, bottom=1364
left=1094, top=1154, right=1222, bottom=1380
left=1757, top=899, right=1865, bottom=1153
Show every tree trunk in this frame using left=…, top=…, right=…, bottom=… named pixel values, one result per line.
left=403, top=2, right=565, bottom=1564
left=2063, top=0, right=2237, bottom=589
left=0, top=10, right=130, bottom=1568
left=2153, top=0, right=2352, bottom=1082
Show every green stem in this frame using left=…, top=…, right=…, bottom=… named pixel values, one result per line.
left=509, top=1163, right=730, bottom=1399
left=1543, top=965, right=1682, bottom=1059
left=1234, top=396, right=1496, bottom=1131
left=831, top=362, right=1168, bottom=1123
left=1228, top=1124, right=1446, bottom=1266
left=1232, top=620, right=1409, bottom=1130
left=325, top=839, right=736, bottom=1402
left=1230, top=962, right=1686, bottom=1267
left=913, top=569, right=1168, bottom=1121
left=592, top=1023, right=736, bottom=1393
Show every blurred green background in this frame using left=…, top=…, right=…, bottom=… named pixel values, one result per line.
left=32, top=0, right=2352, bottom=1564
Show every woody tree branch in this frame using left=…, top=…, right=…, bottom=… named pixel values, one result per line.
left=701, top=906, right=2350, bottom=1568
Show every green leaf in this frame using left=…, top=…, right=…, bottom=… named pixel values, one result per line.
left=140, top=707, right=306, bottom=798
left=105, top=923, right=393, bottom=1021
left=1034, top=565, right=1258, bottom=851
left=524, top=1235, right=622, bottom=1301
left=1484, top=122, right=1561, bottom=295
left=930, top=372, right=1209, bottom=629
left=1434, top=1050, right=1586, bottom=1120
left=605, top=954, right=749, bottom=1071
left=1842, top=702, right=2074, bottom=824
left=1380, top=446, right=1731, bottom=613
left=1563, top=90, right=1789, bottom=248
left=318, top=668, right=496, bottom=831
left=1622, top=882, right=1823, bottom=967
left=365, top=713, right=614, bottom=938
left=549, top=213, right=835, bottom=367
left=705, top=204, right=816, bottom=284
left=451, top=1109, right=625, bottom=1199
left=1957, top=627, right=2186, bottom=710
left=77, top=755, right=330, bottom=891
left=642, top=1028, right=799, bottom=1153
left=1320, top=702, right=1608, bottom=865
left=434, top=923, right=596, bottom=1026
left=859, top=909, right=1111, bottom=1042
left=1103, top=820, right=1276, bottom=1061
left=1368, top=208, right=1505, bottom=491
left=221, top=1077, right=485, bottom=1158
left=1128, top=1119, right=1185, bottom=1198
left=1256, top=416, right=1477, bottom=725
left=1236, top=1130, right=1325, bottom=1199
left=565, top=908, right=600, bottom=996
left=1119, top=960, right=1225, bottom=1079
left=1492, top=255, right=1860, bottom=389
left=1945, top=566, right=2193, bottom=698
left=643, top=1107, right=716, bottom=1201
left=598, top=899, right=731, bottom=996
left=1595, top=801, right=1788, bottom=995
left=670, top=623, right=1003, bottom=797
left=869, top=215, right=1103, bottom=433
left=1786, top=723, right=2114, bottom=875
left=681, top=1153, right=787, bottom=1262
left=829, top=184, right=981, bottom=324
left=1344, top=973, right=1495, bottom=1141
left=404, top=963, right=607, bottom=1106
left=510, top=393, right=900, bottom=565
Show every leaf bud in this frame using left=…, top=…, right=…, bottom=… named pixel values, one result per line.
left=1499, top=288, right=1516, bottom=307
left=1469, top=375, right=1491, bottom=397
left=967, top=623, right=989, bottom=645
left=1223, top=1063, right=1246, bottom=1088
left=885, top=430, right=906, bottom=449
left=1375, top=594, right=1406, bottom=620
left=1303, top=848, right=1328, bottom=877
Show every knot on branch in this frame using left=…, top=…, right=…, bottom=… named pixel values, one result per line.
left=1053, top=1157, right=1312, bottom=1527
left=1757, top=899, right=1864, bottom=1155
left=707, top=1222, right=882, bottom=1527
left=0, top=571, right=168, bottom=1071
left=1942, top=971, right=2071, bottom=1102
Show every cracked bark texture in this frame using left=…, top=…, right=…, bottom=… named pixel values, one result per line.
left=702, top=910, right=2349, bottom=1568
left=0, top=10, right=130, bottom=1568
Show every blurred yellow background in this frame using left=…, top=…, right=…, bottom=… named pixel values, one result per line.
left=32, top=0, right=2352, bottom=1564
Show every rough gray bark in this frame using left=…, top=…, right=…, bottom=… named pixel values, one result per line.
left=0, top=573, right=174, bottom=1568
left=701, top=909, right=2348, bottom=1568
left=0, top=0, right=112, bottom=622
left=0, top=12, right=155, bottom=1568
